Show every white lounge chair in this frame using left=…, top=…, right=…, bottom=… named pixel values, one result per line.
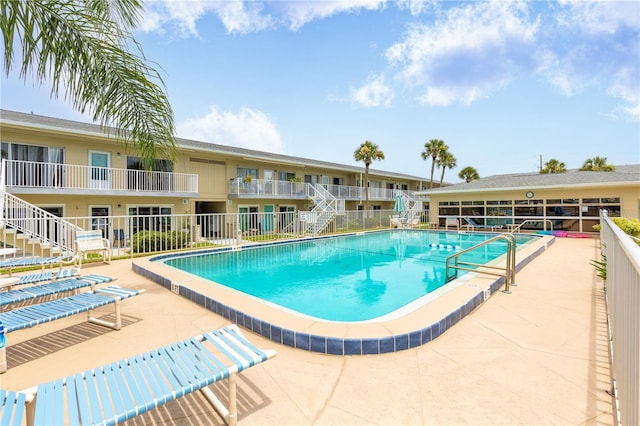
left=462, top=217, right=503, bottom=231
left=13, top=267, right=79, bottom=287
left=0, top=255, right=76, bottom=275
left=0, top=285, right=143, bottom=373
left=0, top=274, right=116, bottom=308
left=1, top=324, right=276, bottom=426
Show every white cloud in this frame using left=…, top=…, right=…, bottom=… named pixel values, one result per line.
left=139, top=0, right=385, bottom=35
left=540, top=0, right=640, bottom=121
left=350, top=74, right=394, bottom=107
left=396, top=0, right=437, bottom=16
left=555, top=0, right=639, bottom=33
left=140, top=0, right=273, bottom=36
left=177, top=106, right=284, bottom=153
left=385, top=1, right=539, bottom=106
left=282, top=0, right=385, bottom=31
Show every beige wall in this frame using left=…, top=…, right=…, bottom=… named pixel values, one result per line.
left=1, top=122, right=423, bottom=215
left=426, top=184, right=639, bottom=232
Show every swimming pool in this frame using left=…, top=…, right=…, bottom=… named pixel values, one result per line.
left=160, top=230, right=534, bottom=322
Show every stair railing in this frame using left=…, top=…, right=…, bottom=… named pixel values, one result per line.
left=1, top=190, right=81, bottom=256
left=304, top=184, right=339, bottom=235
left=445, top=233, right=517, bottom=293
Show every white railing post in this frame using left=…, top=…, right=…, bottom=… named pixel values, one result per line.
left=600, top=210, right=640, bottom=426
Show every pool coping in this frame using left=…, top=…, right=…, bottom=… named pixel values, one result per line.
left=132, top=231, right=555, bottom=355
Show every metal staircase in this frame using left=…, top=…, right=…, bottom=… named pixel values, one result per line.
left=303, top=184, right=344, bottom=235
left=1, top=160, right=80, bottom=257
left=400, top=191, right=423, bottom=223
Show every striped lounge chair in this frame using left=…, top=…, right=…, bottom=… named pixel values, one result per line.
left=0, top=255, right=77, bottom=275
left=0, top=324, right=276, bottom=426
left=0, top=286, right=144, bottom=373
left=0, top=274, right=116, bottom=308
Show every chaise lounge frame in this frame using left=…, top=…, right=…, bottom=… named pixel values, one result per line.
left=0, top=274, right=116, bottom=308
left=0, top=286, right=143, bottom=373
left=0, top=324, right=276, bottom=426
left=462, top=217, right=503, bottom=232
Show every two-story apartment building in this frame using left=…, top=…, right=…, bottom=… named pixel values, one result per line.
left=0, top=109, right=430, bottom=245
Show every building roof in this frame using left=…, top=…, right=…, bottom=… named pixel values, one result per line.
left=421, top=164, right=640, bottom=195
left=0, top=109, right=427, bottom=182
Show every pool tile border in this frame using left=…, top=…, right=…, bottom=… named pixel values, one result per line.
left=133, top=234, right=554, bottom=356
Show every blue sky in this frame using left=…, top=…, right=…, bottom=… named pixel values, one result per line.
left=1, top=0, right=639, bottom=181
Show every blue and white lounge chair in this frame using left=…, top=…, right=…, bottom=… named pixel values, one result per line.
left=0, top=389, right=28, bottom=426
left=1, top=324, right=276, bottom=426
left=0, top=255, right=76, bottom=275
left=13, top=267, right=79, bottom=287
left=462, top=217, right=503, bottom=232
left=0, top=274, right=116, bottom=308
left=0, top=286, right=144, bottom=373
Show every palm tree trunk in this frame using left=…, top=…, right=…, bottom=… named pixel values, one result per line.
left=364, top=164, right=370, bottom=209
left=429, top=157, right=436, bottom=189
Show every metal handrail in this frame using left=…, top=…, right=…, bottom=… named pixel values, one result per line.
left=445, top=233, right=517, bottom=293
left=508, top=219, right=554, bottom=233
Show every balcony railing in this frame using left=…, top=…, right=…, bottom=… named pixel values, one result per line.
left=228, top=178, right=310, bottom=198
left=3, top=160, right=198, bottom=195
left=228, top=178, right=408, bottom=201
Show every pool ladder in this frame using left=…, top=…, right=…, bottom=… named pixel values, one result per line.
left=445, top=233, right=517, bottom=293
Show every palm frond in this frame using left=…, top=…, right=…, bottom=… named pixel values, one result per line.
left=1, top=0, right=175, bottom=169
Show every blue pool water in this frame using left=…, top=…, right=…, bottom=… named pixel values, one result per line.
left=162, top=231, right=534, bottom=322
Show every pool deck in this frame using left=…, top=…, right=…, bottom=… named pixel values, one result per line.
left=1, top=236, right=614, bottom=425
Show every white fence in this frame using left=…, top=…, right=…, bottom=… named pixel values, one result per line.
left=600, top=211, right=640, bottom=426
left=0, top=210, right=414, bottom=260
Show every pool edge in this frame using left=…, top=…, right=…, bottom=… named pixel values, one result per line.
left=132, top=234, right=555, bottom=356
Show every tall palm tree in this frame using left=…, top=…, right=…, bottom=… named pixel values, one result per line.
left=354, top=140, right=385, bottom=210
left=421, top=139, right=447, bottom=189
left=458, top=166, right=480, bottom=183
left=1, top=0, right=175, bottom=170
left=540, top=159, right=567, bottom=174
left=581, top=156, right=615, bottom=171
left=436, top=150, right=457, bottom=184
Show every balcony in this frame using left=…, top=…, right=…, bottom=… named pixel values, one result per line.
left=3, top=160, right=198, bottom=197
left=228, top=178, right=406, bottom=201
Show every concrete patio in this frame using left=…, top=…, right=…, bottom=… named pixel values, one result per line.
left=1, top=237, right=614, bottom=425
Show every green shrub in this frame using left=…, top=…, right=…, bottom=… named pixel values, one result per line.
left=612, top=217, right=640, bottom=237
left=131, top=230, right=191, bottom=253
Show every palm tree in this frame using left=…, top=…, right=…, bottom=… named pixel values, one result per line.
left=581, top=156, right=616, bottom=172
left=540, top=159, right=567, bottom=174
left=458, top=166, right=480, bottom=183
left=436, top=150, right=457, bottom=184
left=421, top=139, right=447, bottom=189
left=354, top=140, right=385, bottom=210
left=1, top=0, right=175, bottom=170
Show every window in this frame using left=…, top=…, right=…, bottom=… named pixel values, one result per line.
left=127, top=157, right=173, bottom=172
left=127, top=156, right=174, bottom=191
left=1, top=142, right=64, bottom=187
left=277, top=171, right=294, bottom=181
left=304, top=174, right=318, bottom=184
left=439, top=202, right=459, bottom=216
left=582, top=198, right=621, bottom=217
left=128, top=206, right=173, bottom=235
